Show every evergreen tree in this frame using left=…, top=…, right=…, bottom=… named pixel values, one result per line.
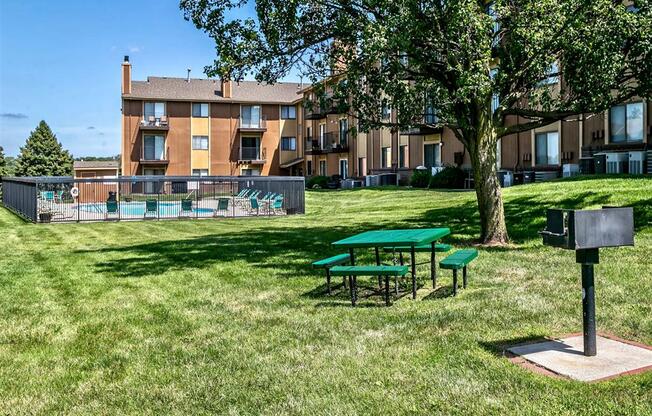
left=0, top=146, right=6, bottom=177
left=15, top=121, right=73, bottom=177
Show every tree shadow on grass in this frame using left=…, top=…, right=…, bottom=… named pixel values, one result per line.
left=75, top=189, right=650, bottom=281
left=407, top=191, right=623, bottom=245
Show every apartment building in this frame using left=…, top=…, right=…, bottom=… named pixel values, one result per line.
left=121, top=56, right=304, bottom=178
left=122, top=57, right=651, bottom=182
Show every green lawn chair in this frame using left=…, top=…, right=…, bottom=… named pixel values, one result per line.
left=249, top=197, right=260, bottom=215
left=271, top=196, right=284, bottom=215
left=40, top=191, right=54, bottom=202
left=179, top=198, right=193, bottom=218
left=144, top=199, right=157, bottom=219
left=215, top=197, right=230, bottom=217
left=105, top=200, right=119, bottom=220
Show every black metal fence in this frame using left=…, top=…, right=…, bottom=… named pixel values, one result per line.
left=1, top=175, right=305, bottom=223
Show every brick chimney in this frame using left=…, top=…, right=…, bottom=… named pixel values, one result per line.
left=222, top=79, right=232, bottom=98
left=122, top=56, right=131, bottom=95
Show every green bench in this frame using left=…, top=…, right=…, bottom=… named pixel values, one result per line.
left=382, top=243, right=452, bottom=288
left=439, top=249, right=478, bottom=296
left=312, top=253, right=351, bottom=295
left=329, top=265, right=409, bottom=306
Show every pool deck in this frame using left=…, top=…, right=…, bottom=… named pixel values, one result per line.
left=39, top=197, right=286, bottom=222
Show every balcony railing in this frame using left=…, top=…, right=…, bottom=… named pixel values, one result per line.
left=140, top=116, right=170, bottom=130
left=241, top=147, right=262, bottom=160
left=140, top=146, right=169, bottom=164
left=238, top=116, right=267, bottom=131
left=305, top=132, right=349, bottom=154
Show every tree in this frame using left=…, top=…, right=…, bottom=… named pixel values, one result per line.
left=0, top=146, right=6, bottom=177
left=181, top=0, right=652, bottom=244
left=15, top=121, right=73, bottom=177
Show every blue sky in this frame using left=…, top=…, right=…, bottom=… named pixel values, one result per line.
left=0, top=0, right=290, bottom=157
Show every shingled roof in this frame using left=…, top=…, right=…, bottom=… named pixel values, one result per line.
left=73, top=161, right=120, bottom=170
left=124, top=77, right=304, bottom=104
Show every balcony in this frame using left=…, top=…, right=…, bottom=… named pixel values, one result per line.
left=402, top=115, right=442, bottom=136
left=237, top=116, right=267, bottom=132
left=139, top=116, right=169, bottom=131
left=238, top=146, right=266, bottom=164
left=305, top=132, right=349, bottom=154
left=140, top=146, right=169, bottom=165
left=304, top=102, right=325, bottom=120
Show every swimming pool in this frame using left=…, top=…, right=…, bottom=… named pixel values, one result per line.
left=79, top=201, right=214, bottom=217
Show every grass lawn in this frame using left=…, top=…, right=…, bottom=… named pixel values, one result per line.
left=0, top=176, right=651, bottom=415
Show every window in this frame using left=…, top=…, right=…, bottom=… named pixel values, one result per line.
left=281, top=105, right=296, bottom=119
left=610, top=102, right=644, bottom=143
left=241, top=105, right=262, bottom=128
left=144, top=102, right=165, bottom=120
left=358, top=157, right=367, bottom=176
left=496, top=139, right=502, bottom=169
left=281, top=137, right=296, bottom=151
left=339, top=159, right=348, bottom=179
left=192, top=103, right=209, bottom=117
left=399, top=145, right=407, bottom=168
left=143, top=168, right=165, bottom=194
left=192, top=136, right=209, bottom=150
left=192, top=169, right=209, bottom=176
left=241, top=168, right=260, bottom=176
left=539, top=62, right=559, bottom=86
left=306, top=126, right=312, bottom=140
left=424, top=143, right=441, bottom=168
left=490, top=68, right=500, bottom=114
left=306, top=160, right=313, bottom=176
left=319, top=124, right=326, bottom=149
left=535, top=131, right=560, bottom=165
left=381, top=147, right=391, bottom=168
left=339, top=119, right=348, bottom=146
left=241, top=137, right=261, bottom=159
left=319, top=160, right=327, bottom=176
left=381, top=105, right=391, bottom=121
left=143, top=135, right=165, bottom=160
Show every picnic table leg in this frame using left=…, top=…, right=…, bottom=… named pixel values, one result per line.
left=430, top=241, right=436, bottom=288
left=326, top=268, right=332, bottom=295
left=385, top=275, right=391, bottom=306
left=375, top=247, right=382, bottom=289
left=349, top=248, right=356, bottom=306
left=352, top=276, right=358, bottom=306
left=411, top=246, right=417, bottom=299
left=453, top=269, right=458, bottom=296
left=397, top=252, right=404, bottom=294
left=463, top=266, right=467, bottom=289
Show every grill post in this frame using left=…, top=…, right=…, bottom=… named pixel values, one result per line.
left=577, top=248, right=599, bottom=356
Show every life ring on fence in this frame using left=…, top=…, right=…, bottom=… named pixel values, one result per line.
left=70, top=187, right=79, bottom=198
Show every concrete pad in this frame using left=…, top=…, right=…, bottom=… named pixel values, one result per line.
left=508, top=335, right=652, bottom=382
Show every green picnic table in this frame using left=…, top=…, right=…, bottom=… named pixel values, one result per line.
left=332, top=228, right=451, bottom=299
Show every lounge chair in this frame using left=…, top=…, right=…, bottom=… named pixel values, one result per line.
left=249, top=197, right=260, bottom=215
left=106, top=200, right=119, bottom=220
left=179, top=198, right=193, bottom=218
left=144, top=199, right=157, bottom=219
left=214, top=198, right=230, bottom=217
left=271, top=196, right=284, bottom=215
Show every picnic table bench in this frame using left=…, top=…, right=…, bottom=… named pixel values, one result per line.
left=330, top=265, right=408, bottom=306
left=439, top=249, right=478, bottom=296
left=312, top=253, right=351, bottom=294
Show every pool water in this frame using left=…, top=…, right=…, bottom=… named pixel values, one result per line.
left=79, top=202, right=214, bottom=216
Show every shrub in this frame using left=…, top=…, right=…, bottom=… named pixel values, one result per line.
left=306, top=175, right=329, bottom=189
left=429, top=166, right=466, bottom=189
left=409, top=169, right=431, bottom=188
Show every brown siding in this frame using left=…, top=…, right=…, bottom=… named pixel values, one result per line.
left=165, top=102, right=192, bottom=175
left=261, top=104, right=281, bottom=175
left=561, top=119, right=580, bottom=163
left=210, top=103, right=236, bottom=175
left=121, top=99, right=142, bottom=176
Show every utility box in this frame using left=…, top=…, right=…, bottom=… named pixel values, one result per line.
left=541, top=207, right=634, bottom=250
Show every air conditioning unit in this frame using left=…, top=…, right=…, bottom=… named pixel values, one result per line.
left=606, top=152, right=628, bottom=174
left=365, top=175, right=379, bottom=187
left=535, top=171, right=559, bottom=182
left=628, top=151, right=646, bottom=175
left=562, top=164, right=580, bottom=178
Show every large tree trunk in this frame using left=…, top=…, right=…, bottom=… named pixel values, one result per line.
left=468, top=128, right=509, bottom=245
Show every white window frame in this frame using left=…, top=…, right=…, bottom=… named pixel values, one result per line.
left=281, top=137, right=297, bottom=151
left=192, top=103, right=209, bottom=118
left=339, top=158, right=348, bottom=179
left=535, top=131, right=560, bottom=166
left=281, top=105, right=296, bottom=119
left=192, top=135, right=209, bottom=150
left=144, top=102, right=165, bottom=121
